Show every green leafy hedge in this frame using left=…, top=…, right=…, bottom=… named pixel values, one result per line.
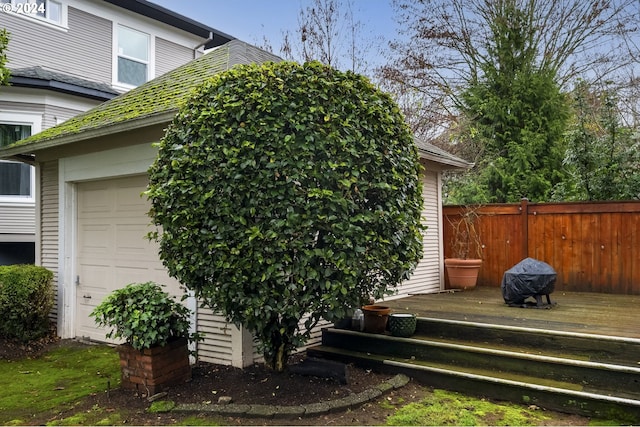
left=0, top=265, right=54, bottom=342
left=147, top=61, right=425, bottom=370
left=90, top=282, right=199, bottom=351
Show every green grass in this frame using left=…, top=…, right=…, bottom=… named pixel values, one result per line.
left=46, top=404, right=123, bottom=426
left=386, top=389, right=551, bottom=426
left=0, top=344, right=120, bottom=425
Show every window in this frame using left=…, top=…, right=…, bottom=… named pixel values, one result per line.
left=0, top=0, right=63, bottom=25
left=0, top=123, right=32, bottom=198
left=117, top=25, right=149, bottom=87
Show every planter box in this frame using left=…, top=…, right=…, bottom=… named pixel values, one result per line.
left=117, top=337, right=191, bottom=395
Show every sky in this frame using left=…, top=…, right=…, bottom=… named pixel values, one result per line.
left=149, top=0, right=398, bottom=68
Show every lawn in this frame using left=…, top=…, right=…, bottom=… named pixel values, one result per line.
left=0, top=343, right=120, bottom=425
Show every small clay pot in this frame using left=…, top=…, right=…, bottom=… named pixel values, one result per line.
left=361, top=305, right=391, bottom=334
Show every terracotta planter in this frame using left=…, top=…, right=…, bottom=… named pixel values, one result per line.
left=361, top=305, right=391, bottom=334
left=117, top=337, right=191, bottom=396
left=445, top=258, right=483, bottom=289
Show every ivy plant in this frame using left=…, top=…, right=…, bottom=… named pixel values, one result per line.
left=146, top=61, right=425, bottom=371
left=0, top=29, right=9, bottom=87
left=90, top=282, right=199, bottom=351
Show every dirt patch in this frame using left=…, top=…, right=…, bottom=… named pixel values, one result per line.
left=0, top=325, right=60, bottom=361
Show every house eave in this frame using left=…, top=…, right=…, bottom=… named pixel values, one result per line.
left=0, top=110, right=177, bottom=159
left=9, top=75, right=118, bottom=102
left=417, top=149, right=474, bottom=170
left=104, top=0, right=235, bottom=49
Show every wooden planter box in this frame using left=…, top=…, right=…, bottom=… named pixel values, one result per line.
left=117, top=337, right=191, bottom=395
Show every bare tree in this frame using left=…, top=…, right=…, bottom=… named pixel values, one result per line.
left=276, top=0, right=377, bottom=75
left=381, top=0, right=640, bottom=138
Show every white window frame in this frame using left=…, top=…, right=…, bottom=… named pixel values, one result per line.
left=113, top=23, right=154, bottom=90
left=0, top=111, right=41, bottom=204
left=0, top=0, right=68, bottom=29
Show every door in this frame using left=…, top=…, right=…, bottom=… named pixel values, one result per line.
left=75, top=175, right=181, bottom=342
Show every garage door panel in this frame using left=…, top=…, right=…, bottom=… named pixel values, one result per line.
left=115, top=224, right=155, bottom=255
left=79, top=225, right=112, bottom=254
left=76, top=175, right=183, bottom=343
left=79, top=187, right=113, bottom=214
left=77, top=263, right=113, bottom=287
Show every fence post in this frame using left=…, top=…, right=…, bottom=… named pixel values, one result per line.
left=520, top=198, right=529, bottom=259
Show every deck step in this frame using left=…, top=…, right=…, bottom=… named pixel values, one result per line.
left=308, top=318, right=640, bottom=421
left=416, top=317, right=640, bottom=366
left=307, top=345, right=640, bottom=420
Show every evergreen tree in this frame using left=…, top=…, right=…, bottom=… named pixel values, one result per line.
left=450, top=1, right=569, bottom=203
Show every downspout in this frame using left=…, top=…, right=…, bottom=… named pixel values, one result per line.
left=194, top=31, right=213, bottom=59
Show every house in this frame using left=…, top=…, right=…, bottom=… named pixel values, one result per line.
left=0, top=0, right=233, bottom=265
left=0, top=35, right=471, bottom=367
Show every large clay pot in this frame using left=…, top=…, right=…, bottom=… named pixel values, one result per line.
left=445, top=258, right=483, bottom=289
left=361, top=305, right=391, bottom=334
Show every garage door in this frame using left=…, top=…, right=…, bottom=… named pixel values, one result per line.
left=75, top=175, right=182, bottom=342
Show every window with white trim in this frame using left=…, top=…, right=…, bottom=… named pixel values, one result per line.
left=0, top=113, right=39, bottom=201
left=0, top=0, right=64, bottom=26
left=117, top=25, right=150, bottom=87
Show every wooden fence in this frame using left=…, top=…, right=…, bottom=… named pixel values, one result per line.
left=442, top=200, right=640, bottom=295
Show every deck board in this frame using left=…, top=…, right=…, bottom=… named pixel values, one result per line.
left=383, top=287, right=640, bottom=339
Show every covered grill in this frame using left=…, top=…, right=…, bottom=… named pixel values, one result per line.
left=501, top=257, right=556, bottom=308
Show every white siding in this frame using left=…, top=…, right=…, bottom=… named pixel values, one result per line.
left=155, top=37, right=194, bottom=77
left=391, top=169, right=442, bottom=297
left=41, top=161, right=59, bottom=320
left=0, top=203, right=35, bottom=235
left=196, top=308, right=256, bottom=368
left=5, top=7, right=112, bottom=84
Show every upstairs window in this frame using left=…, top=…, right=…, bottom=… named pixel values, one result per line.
left=0, top=123, right=32, bottom=198
left=117, top=25, right=149, bottom=87
left=1, top=0, right=63, bottom=26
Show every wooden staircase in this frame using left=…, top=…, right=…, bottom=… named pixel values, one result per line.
left=307, top=317, right=640, bottom=420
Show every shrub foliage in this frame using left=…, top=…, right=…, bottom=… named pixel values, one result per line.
left=0, top=264, right=54, bottom=342
left=147, top=61, right=425, bottom=370
left=90, top=282, right=198, bottom=351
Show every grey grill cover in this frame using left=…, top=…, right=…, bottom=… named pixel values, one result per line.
left=501, top=258, right=556, bottom=305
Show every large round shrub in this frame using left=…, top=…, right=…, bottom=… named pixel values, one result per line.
left=147, top=61, right=424, bottom=371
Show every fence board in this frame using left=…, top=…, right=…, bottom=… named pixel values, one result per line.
left=443, top=200, right=640, bottom=295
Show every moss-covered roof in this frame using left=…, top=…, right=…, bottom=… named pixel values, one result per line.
left=1, top=40, right=265, bottom=154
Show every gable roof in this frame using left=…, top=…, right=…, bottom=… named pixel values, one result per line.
left=0, top=40, right=281, bottom=157
left=415, top=138, right=473, bottom=170
left=0, top=40, right=468, bottom=172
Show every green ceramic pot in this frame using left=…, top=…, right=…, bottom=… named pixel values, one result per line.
left=387, top=313, right=417, bottom=337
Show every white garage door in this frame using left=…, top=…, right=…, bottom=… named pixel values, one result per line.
left=75, top=175, right=182, bottom=342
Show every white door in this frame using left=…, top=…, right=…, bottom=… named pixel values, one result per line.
left=75, top=175, right=182, bottom=342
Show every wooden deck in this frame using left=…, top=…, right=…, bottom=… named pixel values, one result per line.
left=384, top=286, right=640, bottom=339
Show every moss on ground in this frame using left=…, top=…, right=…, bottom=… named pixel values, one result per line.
left=386, top=389, right=551, bottom=426
left=0, top=344, right=120, bottom=425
